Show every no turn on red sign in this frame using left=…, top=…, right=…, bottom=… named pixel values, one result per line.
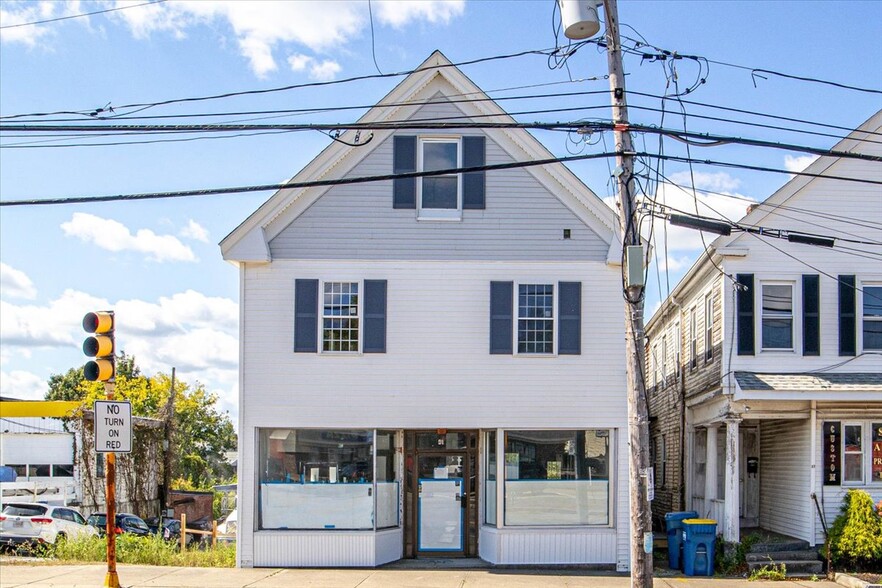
left=94, top=401, right=132, bottom=453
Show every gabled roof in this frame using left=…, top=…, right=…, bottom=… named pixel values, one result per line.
left=647, top=108, right=882, bottom=331
left=220, top=50, right=620, bottom=263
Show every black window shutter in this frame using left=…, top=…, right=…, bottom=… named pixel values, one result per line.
left=294, top=279, right=319, bottom=353
left=736, top=274, right=755, bottom=356
left=490, top=281, right=513, bottom=354
left=363, top=280, right=387, bottom=354
left=558, top=282, right=581, bottom=355
left=839, top=275, right=856, bottom=356
left=802, top=274, right=820, bottom=356
left=393, top=135, right=416, bottom=209
left=462, top=136, right=486, bottom=210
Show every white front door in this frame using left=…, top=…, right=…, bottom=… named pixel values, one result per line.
left=739, top=427, right=759, bottom=527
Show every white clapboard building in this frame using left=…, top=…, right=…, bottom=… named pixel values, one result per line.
left=221, top=52, right=631, bottom=568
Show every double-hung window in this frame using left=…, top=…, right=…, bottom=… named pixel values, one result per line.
left=517, top=284, right=554, bottom=354
left=322, top=282, right=359, bottom=352
left=844, top=424, right=863, bottom=483
left=704, top=293, right=714, bottom=361
left=863, top=285, right=882, bottom=350
left=674, top=321, right=681, bottom=377
left=661, top=335, right=668, bottom=388
left=761, top=283, right=793, bottom=350
left=418, top=137, right=461, bottom=219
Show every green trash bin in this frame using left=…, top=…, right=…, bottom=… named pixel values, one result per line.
left=682, top=518, right=717, bottom=576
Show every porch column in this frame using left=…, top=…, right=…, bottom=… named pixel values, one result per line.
left=704, top=424, right=719, bottom=517
left=723, top=419, right=741, bottom=543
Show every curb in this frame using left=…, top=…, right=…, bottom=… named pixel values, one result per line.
left=834, top=572, right=882, bottom=588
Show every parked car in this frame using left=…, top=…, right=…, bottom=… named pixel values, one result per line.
left=0, top=502, right=97, bottom=548
left=144, top=517, right=196, bottom=546
left=86, top=512, right=150, bottom=537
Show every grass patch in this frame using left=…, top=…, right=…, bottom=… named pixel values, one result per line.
left=49, top=533, right=235, bottom=567
left=748, top=562, right=787, bottom=581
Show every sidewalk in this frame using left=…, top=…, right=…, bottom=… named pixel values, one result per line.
left=0, top=563, right=840, bottom=588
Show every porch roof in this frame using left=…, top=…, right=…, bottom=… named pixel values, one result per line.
left=735, top=371, right=882, bottom=394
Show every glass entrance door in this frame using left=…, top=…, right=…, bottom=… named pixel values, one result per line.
left=417, top=455, right=464, bottom=552
left=404, top=430, right=478, bottom=558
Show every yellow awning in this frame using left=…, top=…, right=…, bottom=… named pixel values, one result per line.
left=0, top=401, right=81, bottom=418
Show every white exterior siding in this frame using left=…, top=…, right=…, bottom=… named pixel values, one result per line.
left=237, top=259, right=628, bottom=567
left=759, top=420, right=812, bottom=542
left=268, top=100, right=610, bottom=263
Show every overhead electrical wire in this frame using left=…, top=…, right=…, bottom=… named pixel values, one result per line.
left=0, top=0, right=167, bottom=29
left=3, top=150, right=881, bottom=208
left=0, top=43, right=600, bottom=121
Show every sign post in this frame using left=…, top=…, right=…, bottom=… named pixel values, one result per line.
left=95, top=396, right=131, bottom=588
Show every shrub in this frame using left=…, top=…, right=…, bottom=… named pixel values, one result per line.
left=827, top=489, right=882, bottom=571
left=715, top=531, right=760, bottom=575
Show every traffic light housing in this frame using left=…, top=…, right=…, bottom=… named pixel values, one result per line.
left=83, top=311, right=114, bottom=382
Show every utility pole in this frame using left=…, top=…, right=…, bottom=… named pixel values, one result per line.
left=104, top=382, right=119, bottom=588
left=601, top=0, right=653, bottom=585
left=162, top=367, right=176, bottom=524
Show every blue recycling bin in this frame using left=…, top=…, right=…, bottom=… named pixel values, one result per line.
left=664, top=511, right=698, bottom=569
left=682, top=518, right=717, bottom=576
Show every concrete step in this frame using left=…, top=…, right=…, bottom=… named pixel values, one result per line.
left=746, top=549, right=821, bottom=562
left=747, top=559, right=824, bottom=577
left=748, top=539, right=810, bottom=553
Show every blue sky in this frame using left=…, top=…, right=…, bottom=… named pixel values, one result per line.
left=1, top=1, right=880, bottom=417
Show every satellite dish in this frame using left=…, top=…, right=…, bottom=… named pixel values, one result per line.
left=558, top=0, right=601, bottom=40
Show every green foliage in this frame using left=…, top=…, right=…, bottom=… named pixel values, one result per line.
left=715, top=532, right=761, bottom=575
left=47, top=354, right=236, bottom=489
left=827, top=489, right=882, bottom=570
left=748, top=562, right=786, bottom=581
left=52, top=534, right=235, bottom=567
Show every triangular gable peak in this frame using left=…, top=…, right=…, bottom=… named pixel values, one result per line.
left=221, top=51, right=619, bottom=263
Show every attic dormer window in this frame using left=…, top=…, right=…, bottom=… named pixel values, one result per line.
left=418, top=137, right=461, bottom=219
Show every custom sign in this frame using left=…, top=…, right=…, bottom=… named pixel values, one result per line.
left=873, top=423, right=882, bottom=483
left=823, top=421, right=841, bottom=486
left=94, top=401, right=132, bottom=453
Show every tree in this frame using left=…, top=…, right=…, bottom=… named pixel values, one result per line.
left=46, top=354, right=236, bottom=489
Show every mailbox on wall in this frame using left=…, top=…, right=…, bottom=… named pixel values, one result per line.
left=746, top=457, right=759, bottom=476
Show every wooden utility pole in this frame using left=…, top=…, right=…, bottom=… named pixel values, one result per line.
left=104, top=382, right=120, bottom=588
left=601, top=0, right=654, bottom=585
left=162, top=367, right=176, bottom=525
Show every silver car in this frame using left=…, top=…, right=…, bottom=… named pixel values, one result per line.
left=0, top=502, right=97, bottom=548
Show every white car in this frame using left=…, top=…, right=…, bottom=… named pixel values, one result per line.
left=0, top=502, right=97, bottom=549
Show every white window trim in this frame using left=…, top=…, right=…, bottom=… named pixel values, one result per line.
left=319, top=279, right=363, bottom=355
left=759, top=281, right=796, bottom=352
left=841, top=420, right=882, bottom=487
left=674, top=321, right=682, bottom=377
left=416, top=136, right=462, bottom=221
left=704, top=292, right=714, bottom=362
left=689, top=307, right=698, bottom=369
left=661, top=335, right=668, bottom=388
left=514, top=282, right=557, bottom=356
left=860, top=281, right=882, bottom=352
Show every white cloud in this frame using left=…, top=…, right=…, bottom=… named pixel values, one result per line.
left=179, top=219, right=210, bottom=243
left=667, top=170, right=741, bottom=193
left=1, top=287, right=240, bottom=417
left=0, top=369, right=48, bottom=400
left=375, top=0, right=465, bottom=27
left=0, top=263, right=37, bottom=300
left=5, top=1, right=464, bottom=76
left=0, top=1, right=83, bottom=46
left=784, top=154, right=819, bottom=173
left=286, top=53, right=341, bottom=81
left=61, top=212, right=197, bottom=263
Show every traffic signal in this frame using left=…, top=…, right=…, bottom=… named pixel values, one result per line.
left=83, top=311, right=115, bottom=382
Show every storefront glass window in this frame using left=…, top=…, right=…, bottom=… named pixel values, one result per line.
left=376, top=430, right=399, bottom=529
left=258, top=429, right=375, bottom=530
left=485, top=431, right=496, bottom=525
left=504, top=430, right=611, bottom=526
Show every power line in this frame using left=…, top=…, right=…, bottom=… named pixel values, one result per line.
left=0, top=0, right=167, bottom=30
left=6, top=119, right=881, bottom=164
left=0, top=43, right=597, bottom=121
left=3, top=150, right=881, bottom=208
